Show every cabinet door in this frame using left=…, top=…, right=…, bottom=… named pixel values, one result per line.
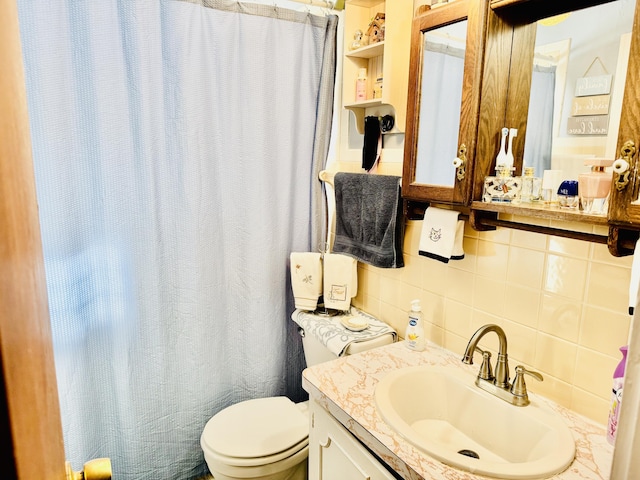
left=470, top=0, right=640, bottom=255
left=401, top=0, right=489, bottom=205
left=308, top=400, right=397, bottom=480
left=608, top=0, right=640, bottom=231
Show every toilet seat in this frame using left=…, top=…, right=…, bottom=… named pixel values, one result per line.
left=201, top=396, right=309, bottom=468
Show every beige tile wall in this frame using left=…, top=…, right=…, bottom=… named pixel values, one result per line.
left=351, top=213, right=632, bottom=426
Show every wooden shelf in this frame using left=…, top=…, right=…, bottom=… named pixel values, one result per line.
left=344, top=99, right=383, bottom=109
left=471, top=201, right=610, bottom=226
left=342, top=0, right=411, bottom=134
left=345, top=41, right=385, bottom=59
left=347, top=0, right=384, bottom=7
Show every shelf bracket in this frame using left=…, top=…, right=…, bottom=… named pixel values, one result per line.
left=608, top=226, right=639, bottom=257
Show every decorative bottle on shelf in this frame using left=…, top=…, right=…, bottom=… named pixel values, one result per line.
left=519, top=167, right=542, bottom=203
left=483, top=128, right=521, bottom=203
left=482, top=165, right=521, bottom=203
left=373, top=76, right=383, bottom=99
left=607, top=345, right=628, bottom=445
left=356, top=68, right=367, bottom=102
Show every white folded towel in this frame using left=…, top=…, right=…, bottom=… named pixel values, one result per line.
left=629, top=238, right=640, bottom=315
left=291, top=307, right=397, bottom=357
left=323, top=253, right=357, bottom=311
left=419, top=207, right=463, bottom=263
left=290, top=252, right=323, bottom=311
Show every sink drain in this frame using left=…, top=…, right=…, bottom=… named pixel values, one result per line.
left=458, top=449, right=480, bottom=459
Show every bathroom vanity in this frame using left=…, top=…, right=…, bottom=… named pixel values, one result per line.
left=302, top=341, right=614, bottom=480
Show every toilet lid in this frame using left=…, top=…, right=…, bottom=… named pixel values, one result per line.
left=202, top=396, right=308, bottom=459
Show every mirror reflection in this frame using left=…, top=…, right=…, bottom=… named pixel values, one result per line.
left=524, top=0, right=635, bottom=181
left=414, top=20, right=468, bottom=186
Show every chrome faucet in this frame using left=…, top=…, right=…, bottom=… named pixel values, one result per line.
left=462, top=324, right=543, bottom=406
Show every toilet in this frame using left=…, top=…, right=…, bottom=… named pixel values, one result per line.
left=200, top=312, right=395, bottom=480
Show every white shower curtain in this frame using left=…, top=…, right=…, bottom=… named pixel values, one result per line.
left=414, top=42, right=465, bottom=186
left=523, top=65, right=556, bottom=175
left=17, top=1, right=336, bottom=478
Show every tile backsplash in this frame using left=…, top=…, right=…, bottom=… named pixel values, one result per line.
left=351, top=214, right=632, bottom=425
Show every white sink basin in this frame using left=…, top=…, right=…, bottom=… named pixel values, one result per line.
left=375, top=366, right=575, bottom=479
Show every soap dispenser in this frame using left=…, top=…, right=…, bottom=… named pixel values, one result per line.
left=405, top=299, right=425, bottom=352
left=578, top=158, right=614, bottom=214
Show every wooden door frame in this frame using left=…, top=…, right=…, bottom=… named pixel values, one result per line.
left=0, top=0, right=66, bottom=477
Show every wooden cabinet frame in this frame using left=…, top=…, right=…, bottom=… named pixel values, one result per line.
left=401, top=0, right=489, bottom=204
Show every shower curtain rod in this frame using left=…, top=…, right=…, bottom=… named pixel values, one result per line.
left=289, top=0, right=344, bottom=10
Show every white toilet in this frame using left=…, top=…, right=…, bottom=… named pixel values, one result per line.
left=200, top=315, right=395, bottom=480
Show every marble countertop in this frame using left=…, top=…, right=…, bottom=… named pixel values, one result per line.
left=302, top=340, right=614, bottom=480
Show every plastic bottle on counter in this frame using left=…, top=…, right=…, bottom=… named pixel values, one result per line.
left=405, top=299, right=425, bottom=352
left=607, top=345, right=628, bottom=445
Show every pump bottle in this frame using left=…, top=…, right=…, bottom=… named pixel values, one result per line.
left=405, top=299, right=425, bottom=351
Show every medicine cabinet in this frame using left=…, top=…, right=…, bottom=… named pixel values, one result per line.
left=401, top=0, right=489, bottom=204
left=466, top=0, right=640, bottom=255
left=342, top=0, right=412, bottom=134
left=400, top=0, right=640, bottom=255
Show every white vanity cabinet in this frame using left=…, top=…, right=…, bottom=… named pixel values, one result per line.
left=308, top=399, right=397, bottom=480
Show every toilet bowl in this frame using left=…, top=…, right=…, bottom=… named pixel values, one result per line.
left=201, top=396, right=309, bottom=480
left=201, top=309, right=396, bottom=480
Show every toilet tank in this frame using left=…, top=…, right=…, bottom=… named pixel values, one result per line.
left=299, top=319, right=395, bottom=366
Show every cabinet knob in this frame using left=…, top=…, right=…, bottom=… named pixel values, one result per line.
left=454, top=143, right=467, bottom=181
left=613, top=140, right=636, bottom=192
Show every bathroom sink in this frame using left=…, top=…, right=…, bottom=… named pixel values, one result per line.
left=375, top=366, right=575, bottom=479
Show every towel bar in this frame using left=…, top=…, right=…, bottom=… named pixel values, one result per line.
left=318, top=169, right=335, bottom=187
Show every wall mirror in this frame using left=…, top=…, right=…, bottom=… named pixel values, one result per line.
left=522, top=0, right=635, bottom=182
left=402, top=0, right=489, bottom=204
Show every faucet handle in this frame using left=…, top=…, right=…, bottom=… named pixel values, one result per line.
left=510, top=365, right=543, bottom=399
left=477, top=348, right=494, bottom=381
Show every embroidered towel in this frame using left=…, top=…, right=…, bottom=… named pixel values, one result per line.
left=290, top=252, right=322, bottom=311
left=333, top=172, right=404, bottom=268
left=291, top=307, right=397, bottom=357
left=323, top=253, right=358, bottom=311
left=419, top=207, right=461, bottom=263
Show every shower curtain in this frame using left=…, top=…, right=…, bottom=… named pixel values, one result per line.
left=17, top=1, right=337, bottom=478
left=414, top=42, right=465, bottom=186
left=523, top=65, right=556, bottom=174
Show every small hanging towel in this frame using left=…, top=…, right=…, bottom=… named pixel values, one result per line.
left=419, top=207, right=464, bottom=263
left=290, top=252, right=323, bottom=311
left=323, top=253, right=358, bottom=311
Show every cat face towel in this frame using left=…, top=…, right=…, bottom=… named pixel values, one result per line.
left=418, top=207, right=464, bottom=263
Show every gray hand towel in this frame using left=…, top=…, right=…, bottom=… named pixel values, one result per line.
left=333, top=172, right=404, bottom=268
